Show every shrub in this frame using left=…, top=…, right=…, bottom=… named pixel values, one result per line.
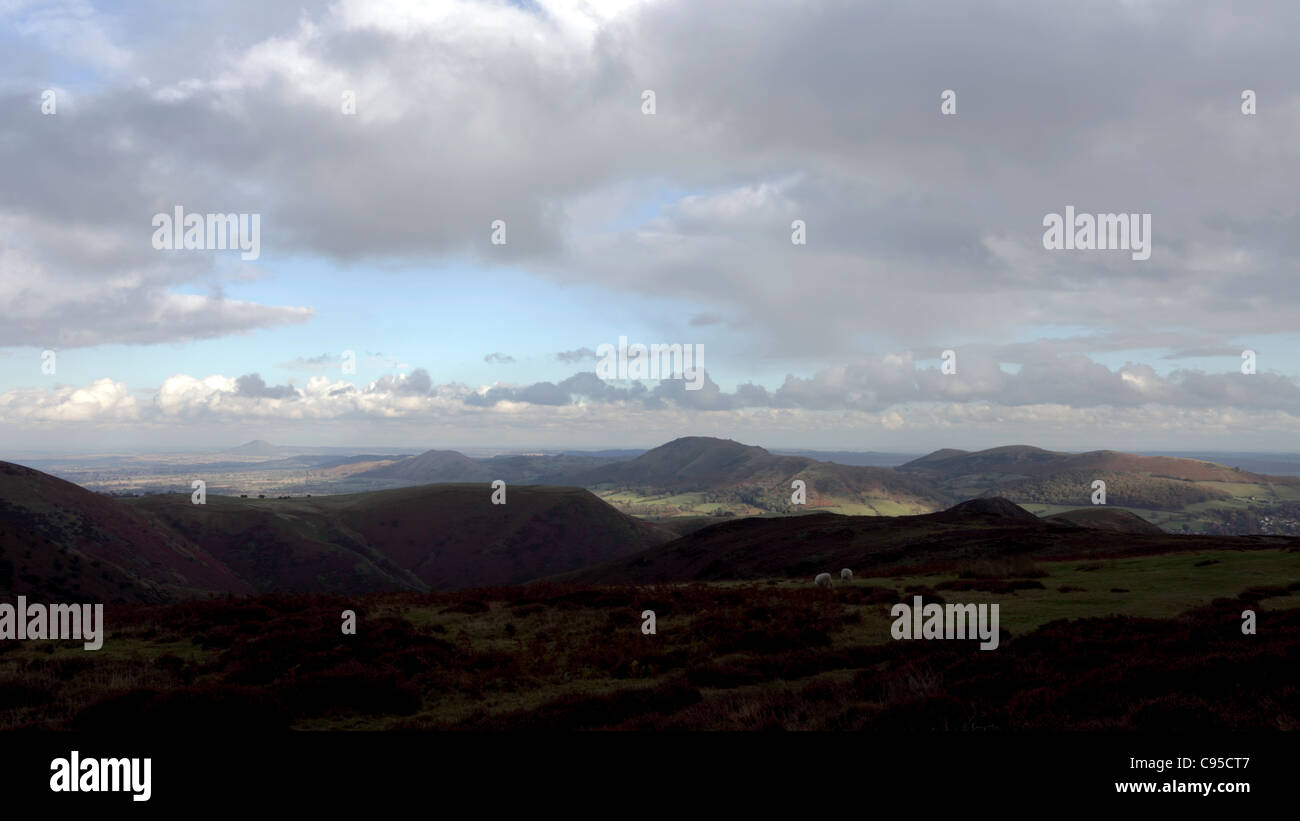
left=959, top=558, right=1048, bottom=579
left=70, top=687, right=288, bottom=731
left=277, top=662, right=421, bottom=718
left=0, top=679, right=55, bottom=708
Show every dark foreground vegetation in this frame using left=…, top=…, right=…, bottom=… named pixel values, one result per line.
left=2, top=564, right=1297, bottom=731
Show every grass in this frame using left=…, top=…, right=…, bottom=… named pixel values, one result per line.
left=593, top=488, right=933, bottom=519
left=1015, top=479, right=1300, bottom=534
left=712, top=548, right=1300, bottom=639
left=1, top=547, right=1296, bottom=731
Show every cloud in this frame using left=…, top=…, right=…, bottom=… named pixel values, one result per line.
left=483, top=352, right=515, bottom=364
left=235, top=373, right=297, bottom=399
left=1, top=0, right=130, bottom=73
left=12, top=0, right=1298, bottom=352
left=0, top=377, right=140, bottom=422
left=279, top=353, right=343, bottom=371
left=688, top=313, right=725, bottom=327
left=367, top=368, right=433, bottom=395
left=556, top=347, right=598, bottom=363
left=3, top=0, right=1300, bottom=455
left=5, top=356, right=1300, bottom=453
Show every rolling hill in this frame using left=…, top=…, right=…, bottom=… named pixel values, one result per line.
left=579, top=437, right=785, bottom=488
left=575, top=436, right=952, bottom=516
left=273, top=438, right=1300, bottom=531
left=357, top=450, right=623, bottom=485
left=559, top=497, right=1297, bottom=585
left=224, top=439, right=291, bottom=458
left=125, top=492, right=427, bottom=594
left=0, top=462, right=676, bottom=597
left=7, top=438, right=1300, bottom=606
left=127, top=483, right=673, bottom=592
left=1042, top=507, right=1165, bottom=534
left=331, top=484, right=672, bottom=589
left=898, top=445, right=1300, bottom=488
left=357, top=450, right=496, bottom=483
left=896, top=445, right=1300, bottom=531
left=350, top=437, right=950, bottom=518
left=0, top=461, right=252, bottom=602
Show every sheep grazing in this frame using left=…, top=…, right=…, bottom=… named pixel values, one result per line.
left=814, top=572, right=833, bottom=589
left=840, top=568, right=853, bottom=582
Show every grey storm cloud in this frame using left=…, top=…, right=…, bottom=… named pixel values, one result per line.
left=558, top=371, right=652, bottom=404
left=465, top=381, right=570, bottom=407
left=4, top=0, right=1300, bottom=460
left=465, top=371, right=654, bottom=408
left=765, top=352, right=1300, bottom=413
left=484, top=352, right=516, bottom=364
left=6, top=0, right=1300, bottom=355
left=651, top=370, right=737, bottom=411
left=235, top=373, right=297, bottom=399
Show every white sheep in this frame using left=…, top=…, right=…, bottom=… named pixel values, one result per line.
left=814, top=572, right=833, bottom=589
left=840, top=568, right=853, bottom=582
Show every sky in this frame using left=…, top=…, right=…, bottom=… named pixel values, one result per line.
left=2, top=0, right=1300, bottom=453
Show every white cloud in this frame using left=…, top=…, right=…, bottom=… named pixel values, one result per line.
left=0, top=377, right=139, bottom=422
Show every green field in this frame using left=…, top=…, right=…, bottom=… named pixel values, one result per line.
left=716, top=548, right=1300, bottom=643
left=1021, top=478, right=1300, bottom=532
left=593, top=488, right=926, bottom=519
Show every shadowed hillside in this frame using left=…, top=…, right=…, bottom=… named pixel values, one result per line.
left=358, top=450, right=626, bottom=485
left=0, top=462, right=252, bottom=602
left=899, top=445, right=1300, bottom=496
left=898, top=445, right=1300, bottom=483
left=559, top=497, right=1299, bottom=584
left=358, top=450, right=496, bottom=483
left=1043, top=507, right=1165, bottom=534
left=129, top=483, right=674, bottom=592
left=0, top=462, right=677, bottom=597
left=125, top=493, right=427, bottom=594
left=328, top=484, right=672, bottom=589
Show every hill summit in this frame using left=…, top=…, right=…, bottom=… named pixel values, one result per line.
left=580, top=436, right=774, bottom=488
left=225, top=440, right=283, bottom=457
left=936, top=497, right=1040, bottom=521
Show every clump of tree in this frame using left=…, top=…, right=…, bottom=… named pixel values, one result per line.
left=993, top=471, right=1230, bottom=510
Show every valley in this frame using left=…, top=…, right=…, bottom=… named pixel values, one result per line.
left=2, top=444, right=1298, bottom=734
left=20, top=437, right=1300, bottom=536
